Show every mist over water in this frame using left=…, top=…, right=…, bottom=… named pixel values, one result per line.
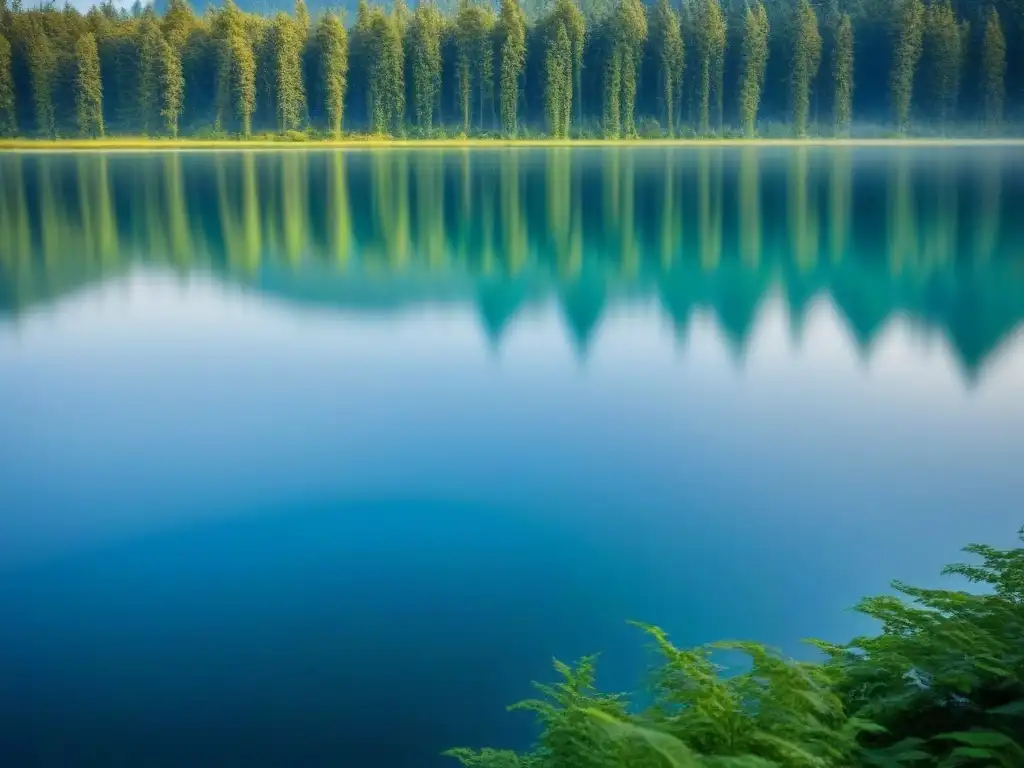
left=1, top=147, right=1023, bottom=767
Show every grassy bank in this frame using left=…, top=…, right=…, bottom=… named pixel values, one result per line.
left=3, top=136, right=1024, bottom=152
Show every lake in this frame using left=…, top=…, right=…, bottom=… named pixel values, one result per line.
left=1, top=146, right=1023, bottom=767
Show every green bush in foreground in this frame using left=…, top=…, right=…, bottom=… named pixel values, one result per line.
left=446, top=528, right=1024, bottom=768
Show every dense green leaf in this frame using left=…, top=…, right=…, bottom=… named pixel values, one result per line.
left=585, top=708, right=702, bottom=768
left=447, top=531, right=1024, bottom=768
left=988, top=700, right=1024, bottom=718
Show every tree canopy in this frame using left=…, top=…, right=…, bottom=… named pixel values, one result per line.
left=0, top=0, right=1019, bottom=138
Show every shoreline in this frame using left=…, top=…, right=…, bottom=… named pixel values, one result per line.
left=2, top=136, right=1024, bottom=152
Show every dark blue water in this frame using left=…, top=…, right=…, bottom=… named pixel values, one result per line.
left=1, top=147, right=1023, bottom=767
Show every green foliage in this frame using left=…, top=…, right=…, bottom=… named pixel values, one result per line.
left=981, top=7, right=1005, bottom=130
left=602, top=41, right=620, bottom=137
left=294, top=0, right=309, bottom=35
left=509, top=654, right=629, bottom=767
left=444, top=747, right=540, bottom=767
left=606, top=0, right=646, bottom=137
left=191, top=125, right=231, bottom=140
left=228, top=31, right=257, bottom=137
left=316, top=12, right=348, bottom=136
left=444, top=656, right=629, bottom=768
left=542, top=0, right=584, bottom=127
left=138, top=14, right=166, bottom=134
left=408, top=1, right=442, bottom=131
left=584, top=710, right=704, bottom=768
left=821, top=528, right=1024, bottom=766
left=26, top=20, right=57, bottom=136
left=832, top=14, right=853, bottom=135
left=790, top=0, right=821, bottom=137
left=0, top=32, right=13, bottom=136
left=889, top=0, right=924, bottom=133
left=447, top=530, right=1024, bottom=768
left=277, top=127, right=309, bottom=140
left=0, top=0, right=1019, bottom=140
left=446, top=629, right=874, bottom=768
left=497, top=0, right=525, bottom=135
left=520, top=655, right=630, bottom=768
left=74, top=32, right=103, bottom=137
left=214, top=0, right=257, bottom=136
left=738, top=0, right=769, bottom=137
left=651, top=0, right=684, bottom=135
left=636, top=115, right=662, bottom=138
left=454, top=0, right=494, bottom=133
left=925, top=0, right=962, bottom=129
left=540, top=0, right=583, bottom=137
left=272, top=11, right=305, bottom=131
left=364, top=4, right=404, bottom=134
left=162, top=0, right=195, bottom=51
left=640, top=625, right=869, bottom=766
left=544, top=22, right=571, bottom=137
left=104, top=23, right=141, bottom=131
left=934, top=729, right=1024, bottom=767
left=694, top=0, right=726, bottom=135
left=158, top=30, right=184, bottom=136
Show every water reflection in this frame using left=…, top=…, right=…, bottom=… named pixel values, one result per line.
left=1, top=148, right=1022, bottom=377
left=1, top=148, right=1024, bottom=768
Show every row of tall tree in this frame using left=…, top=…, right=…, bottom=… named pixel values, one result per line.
left=0, top=0, right=1018, bottom=138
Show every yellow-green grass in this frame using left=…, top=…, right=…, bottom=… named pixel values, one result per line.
left=2, top=136, right=1024, bottom=152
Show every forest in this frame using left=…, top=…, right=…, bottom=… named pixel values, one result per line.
left=444, top=529, right=1024, bottom=768
left=0, top=0, right=1020, bottom=140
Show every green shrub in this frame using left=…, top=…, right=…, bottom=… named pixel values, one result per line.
left=637, top=117, right=663, bottom=138
left=191, top=126, right=232, bottom=141
left=276, top=129, right=310, bottom=142
left=447, top=529, right=1024, bottom=768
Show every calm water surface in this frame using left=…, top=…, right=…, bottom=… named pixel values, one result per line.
left=1, top=147, right=1023, bottom=767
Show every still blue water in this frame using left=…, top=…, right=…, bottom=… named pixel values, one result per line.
left=0, top=147, right=1023, bottom=766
